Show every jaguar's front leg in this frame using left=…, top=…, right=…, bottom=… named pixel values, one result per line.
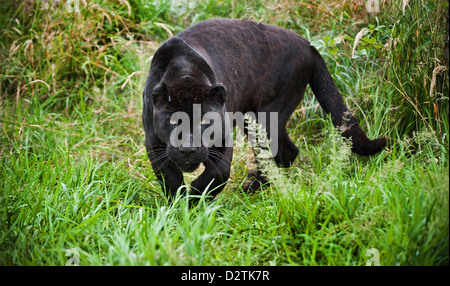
left=147, top=143, right=185, bottom=201
left=190, top=146, right=232, bottom=204
left=153, top=162, right=185, bottom=201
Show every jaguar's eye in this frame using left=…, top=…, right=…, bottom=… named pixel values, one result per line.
left=170, top=118, right=177, bottom=125
left=200, top=118, right=208, bottom=125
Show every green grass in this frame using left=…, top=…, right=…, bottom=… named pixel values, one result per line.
left=0, top=0, right=448, bottom=265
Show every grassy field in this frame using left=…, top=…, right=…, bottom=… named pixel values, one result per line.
left=0, top=0, right=448, bottom=266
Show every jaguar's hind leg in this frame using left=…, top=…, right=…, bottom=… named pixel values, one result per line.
left=244, top=129, right=299, bottom=193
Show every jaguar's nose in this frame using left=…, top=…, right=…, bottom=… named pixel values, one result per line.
left=179, top=146, right=196, bottom=159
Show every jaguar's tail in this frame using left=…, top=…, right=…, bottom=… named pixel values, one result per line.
left=308, top=45, right=386, bottom=156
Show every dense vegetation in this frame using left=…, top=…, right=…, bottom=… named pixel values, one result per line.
left=0, top=0, right=448, bottom=265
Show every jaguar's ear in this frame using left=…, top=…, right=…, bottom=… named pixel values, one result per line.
left=152, top=82, right=168, bottom=105
left=210, top=85, right=226, bottom=104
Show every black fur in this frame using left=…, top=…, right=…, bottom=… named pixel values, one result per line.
left=142, top=19, right=387, bottom=201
